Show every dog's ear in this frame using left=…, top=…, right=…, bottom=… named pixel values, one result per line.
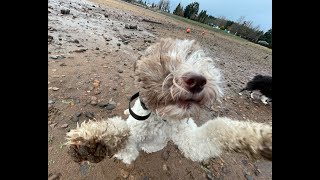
left=133, top=54, right=143, bottom=72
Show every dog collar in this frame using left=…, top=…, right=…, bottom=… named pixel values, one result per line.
left=129, top=92, right=151, bottom=120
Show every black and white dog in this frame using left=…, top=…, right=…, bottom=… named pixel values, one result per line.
left=239, top=75, right=272, bottom=104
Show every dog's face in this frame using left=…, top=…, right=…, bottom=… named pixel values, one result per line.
left=134, top=38, right=223, bottom=120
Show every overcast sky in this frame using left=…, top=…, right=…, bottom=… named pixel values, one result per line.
left=145, top=0, right=272, bottom=32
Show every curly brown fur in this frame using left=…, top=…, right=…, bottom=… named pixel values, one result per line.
left=135, top=38, right=223, bottom=120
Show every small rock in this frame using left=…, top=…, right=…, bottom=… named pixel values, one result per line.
left=72, top=39, right=80, bottom=44
left=98, top=101, right=109, bottom=107
left=118, top=69, right=123, bottom=73
left=74, top=48, right=87, bottom=53
left=91, top=96, right=98, bottom=101
left=94, top=90, right=101, bottom=95
left=241, top=160, right=248, bottom=166
left=85, top=112, right=94, bottom=119
left=75, top=112, right=82, bottom=117
left=61, top=9, right=70, bottom=14
left=80, top=162, right=90, bottom=176
left=227, top=84, right=231, bottom=87
left=48, top=100, right=55, bottom=104
left=222, top=167, right=230, bottom=174
left=91, top=100, right=97, bottom=106
left=104, top=36, right=112, bottom=41
left=60, top=123, right=68, bottom=128
left=206, top=173, right=214, bottom=180
left=162, top=151, right=169, bottom=161
left=52, top=87, right=60, bottom=91
left=48, top=173, right=62, bottom=180
left=50, top=55, right=58, bottom=59
left=264, top=55, right=268, bottom=59
left=104, top=14, right=109, bottom=18
left=254, top=168, right=261, bottom=176
left=125, top=24, right=137, bottom=29
left=95, top=47, right=99, bottom=50
left=244, top=174, right=253, bottom=180
left=117, top=43, right=121, bottom=46
left=162, top=164, right=168, bottom=171
left=144, top=39, right=151, bottom=43
left=50, top=123, right=58, bottom=128
left=93, top=80, right=100, bottom=87
left=70, top=116, right=79, bottom=122
left=60, top=63, right=67, bottom=66
left=105, top=104, right=116, bottom=110
left=120, top=169, right=129, bottom=179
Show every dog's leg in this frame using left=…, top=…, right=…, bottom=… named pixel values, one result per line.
left=65, top=116, right=130, bottom=164
left=238, top=88, right=246, bottom=96
left=250, top=92, right=255, bottom=99
left=113, top=136, right=140, bottom=164
left=260, top=95, right=269, bottom=105
left=172, top=117, right=271, bottom=162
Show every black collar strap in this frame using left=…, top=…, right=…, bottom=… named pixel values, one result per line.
left=129, top=92, right=151, bottom=120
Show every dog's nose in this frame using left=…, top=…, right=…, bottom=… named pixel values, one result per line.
left=182, top=73, right=207, bottom=93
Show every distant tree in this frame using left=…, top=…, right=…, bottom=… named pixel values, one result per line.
left=259, top=28, right=272, bottom=46
left=229, top=23, right=241, bottom=34
left=246, top=25, right=263, bottom=42
left=213, top=16, right=227, bottom=27
left=197, top=10, right=208, bottom=23
left=184, top=2, right=199, bottom=20
left=206, top=15, right=216, bottom=25
left=158, top=0, right=164, bottom=10
left=173, top=3, right=184, bottom=17
left=237, top=16, right=245, bottom=24
left=225, top=20, right=234, bottom=29
left=158, top=0, right=170, bottom=12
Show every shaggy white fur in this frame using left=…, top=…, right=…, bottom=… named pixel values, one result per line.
left=67, top=98, right=271, bottom=164
left=66, top=38, right=272, bottom=165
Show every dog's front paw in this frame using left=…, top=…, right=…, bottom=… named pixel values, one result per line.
left=66, top=118, right=130, bottom=164
left=67, top=137, right=108, bottom=163
left=258, top=127, right=272, bottom=161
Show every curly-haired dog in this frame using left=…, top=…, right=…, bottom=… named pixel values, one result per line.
left=66, top=38, right=272, bottom=165
left=239, top=75, right=272, bottom=104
